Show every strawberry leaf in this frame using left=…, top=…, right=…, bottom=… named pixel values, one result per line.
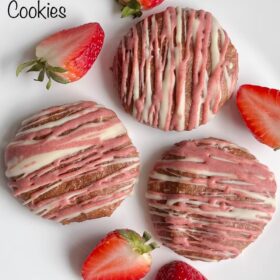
left=35, top=70, right=45, bottom=82
left=27, top=63, right=43, bottom=72
left=49, top=72, right=69, bottom=84
left=149, top=242, right=160, bottom=250
left=121, top=0, right=142, bottom=18
left=143, top=231, right=152, bottom=242
left=48, top=66, right=68, bottom=73
left=16, top=60, right=37, bottom=76
left=46, top=78, right=52, bottom=90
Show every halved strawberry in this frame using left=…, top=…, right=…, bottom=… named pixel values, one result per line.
left=156, top=261, right=207, bottom=280
left=237, top=84, right=280, bottom=150
left=118, top=0, right=164, bottom=18
left=16, top=23, right=104, bottom=89
left=81, top=229, right=158, bottom=280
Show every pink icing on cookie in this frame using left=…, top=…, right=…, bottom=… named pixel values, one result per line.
left=5, top=101, right=140, bottom=223
left=147, top=138, right=276, bottom=261
left=114, top=7, right=238, bottom=131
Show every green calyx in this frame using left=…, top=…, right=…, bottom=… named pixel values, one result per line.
left=119, top=229, right=159, bottom=255
left=16, top=58, right=69, bottom=90
left=119, top=0, right=143, bottom=18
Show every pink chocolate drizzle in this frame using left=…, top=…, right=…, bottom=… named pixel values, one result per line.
left=147, top=138, right=276, bottom=261
left=5, top=101, right=140, bottom=224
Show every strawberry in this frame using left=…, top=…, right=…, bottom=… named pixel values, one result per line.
left=237, top=84, right=280, bottom=150
left=81, top=229, right=158, bottom=280
left=16, top=22, right=104, bottom=89
left=118, top=0, right=164, bottom=18
left=155, top=261, right=207, bottom=280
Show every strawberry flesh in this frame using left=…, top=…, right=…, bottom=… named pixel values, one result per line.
left=237, top=84, right=280, bottom=150
left=156, top=261, right=207, bottom=280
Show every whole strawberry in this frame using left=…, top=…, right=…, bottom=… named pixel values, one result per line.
left=118, top=0, right=164, bottom=18
left=82, top=229, right=158, bottom=280
left=16, top=23, right=104, bottom=89
left=156, top=261, right=207, bottom=280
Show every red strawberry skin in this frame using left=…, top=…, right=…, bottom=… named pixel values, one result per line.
left=237, top=84, right=280, bottom=150
left=139, top=0, right=164, bottom=9
left=155, top=261, right=207, bottom=280
left=36, top=22, right=105, bottom=82
left=82, top=229, right=156, bottom=280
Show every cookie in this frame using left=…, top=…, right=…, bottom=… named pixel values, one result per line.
left=147, top=138, right=276, bottom=261
left=5, top=101, right=140, bottom=225
left=113, top=7, right=239, bottom=131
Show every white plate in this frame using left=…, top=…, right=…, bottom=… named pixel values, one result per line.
left=0, top=0, right=280, bottom=279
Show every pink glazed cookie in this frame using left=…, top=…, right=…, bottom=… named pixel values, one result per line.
left=113, top=7, right=238, bottom=131
left=147, top=138, right=276, bottom=261
left=5, top=101, right=140, bottom=224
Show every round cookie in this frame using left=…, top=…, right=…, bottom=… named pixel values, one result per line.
left=147, top=138, right=276, bottom=261
left=113, top=7, right=239, bottom=131
left=5, top=101, right=140, bottom=225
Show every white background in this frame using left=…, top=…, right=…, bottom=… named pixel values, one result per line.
left=0, top=0, right=280, bottom=279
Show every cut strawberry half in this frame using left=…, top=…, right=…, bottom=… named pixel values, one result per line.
left=237, top=84, right=280, bottom=150
left=81, top=229, right=158, bottom=280
left=16, top=22, right=104, bottom=89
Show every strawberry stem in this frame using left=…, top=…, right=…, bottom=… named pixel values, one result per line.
left=119, top=229, right=159, bottom=255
